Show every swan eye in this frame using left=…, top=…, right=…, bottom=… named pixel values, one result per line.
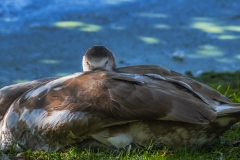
left=87, top=62, right=90, bottom=66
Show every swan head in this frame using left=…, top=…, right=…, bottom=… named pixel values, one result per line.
left=82, top=45, right=116, bottom=71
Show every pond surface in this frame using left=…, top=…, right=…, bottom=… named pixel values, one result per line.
left=0, top=0, right=240, bottom=87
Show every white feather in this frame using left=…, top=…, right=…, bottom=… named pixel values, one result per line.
left=24, top=73, right=82, bottom=99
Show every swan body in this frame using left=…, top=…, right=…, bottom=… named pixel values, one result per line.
left=1, top=69, right=240, bottom=151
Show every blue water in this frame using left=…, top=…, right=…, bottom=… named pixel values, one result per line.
left=0, top=0, right=240, bottom=87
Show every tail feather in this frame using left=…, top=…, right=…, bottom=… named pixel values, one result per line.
left=216, top=103, right=240, bottom=116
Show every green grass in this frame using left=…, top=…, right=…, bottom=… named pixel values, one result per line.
left=3, top=71, right=240, bottom=160
left=186, top=71, right=240, bottom=103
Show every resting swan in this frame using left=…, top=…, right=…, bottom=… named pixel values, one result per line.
left=0, top=46, right=239, bottom=152
left=0, top=45, right=230, bottom=120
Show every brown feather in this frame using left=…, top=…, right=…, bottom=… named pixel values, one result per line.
left=13, top=70, right=216, bottom=125
left=116, top=65, right=231, bottom=105
left=0, top=77, right=56, bottom=120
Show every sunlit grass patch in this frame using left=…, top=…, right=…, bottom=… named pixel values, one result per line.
left=39, top=59, right=61, bottom=64
left=191, top=17, right=224, bottom=34
left=54, top=21, right=101, bottom=32
left=225, top=26, right=240, bottom=32
left=196, top=45, right=223, bottom=57
left=236, top=55, right=240, bottom=59
left=185, top=54, right=206, bottom=58
left=216, top=58, right=235, bottom=63
left=190, top=17, right=240, bottom=34
left=54, top=21, right=85, bottom=28
left=154, top=24, right=171, bottom=29
left=112, top=25, right=125, bottom=30
left=138, top=36, right=161, bottom=44
left=191, top=21, right=224, bottom=33
left=138, top=12, right=168, bottom=18
left=80, top=24, right=102, bottom=32
left=217, top=35, right=240, bottom=40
